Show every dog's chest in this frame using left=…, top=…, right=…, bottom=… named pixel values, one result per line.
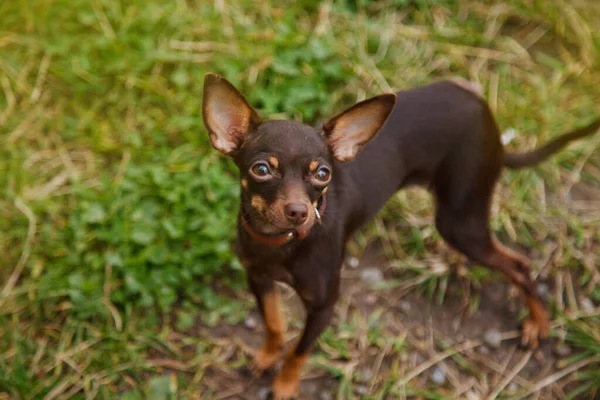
left=235, top=240, right=297, bottom=285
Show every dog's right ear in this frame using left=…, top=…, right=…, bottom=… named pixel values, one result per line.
left=323, top=93, right=396, bottom=162
left=202, top=74, right=262, bottom=155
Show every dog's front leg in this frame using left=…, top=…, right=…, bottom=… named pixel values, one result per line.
left=271, top=303, right=335, bottom=400
left=247, top=276, right=286, bottom=376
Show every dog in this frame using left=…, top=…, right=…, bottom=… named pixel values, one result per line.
left=201, top=73, right=600, bottom=399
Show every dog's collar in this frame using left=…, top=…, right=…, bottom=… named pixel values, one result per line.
left=241, top=194, right=327, bottom=246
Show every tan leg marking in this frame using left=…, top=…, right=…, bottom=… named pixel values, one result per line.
left=271, top=348, right=308, bottom=400
left=521, top=294, right=550, bottom=349
left=250, top=287, right=285, bottom=376
left=492, top=239, right=550, bottom=349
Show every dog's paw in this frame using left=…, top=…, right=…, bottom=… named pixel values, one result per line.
left=520, top=316, right=549, bottom=349
left=249, top=347, right=281, bottom=378
left=271, top=375, right=299, bottom=400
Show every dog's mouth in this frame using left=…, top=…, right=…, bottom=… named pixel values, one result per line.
left=267, top=215, right=316, bottom=237
left=244, top=207, right=316, bottom=237
left=289, top=224, right=313, bottom=239
left=243, top=192, right=327, bottom=242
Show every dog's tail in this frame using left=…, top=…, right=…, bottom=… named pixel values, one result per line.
left=503, top=119, right=600, bottom=169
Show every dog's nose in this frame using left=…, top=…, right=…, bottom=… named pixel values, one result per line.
left=284, top=203, right=308, bottom=225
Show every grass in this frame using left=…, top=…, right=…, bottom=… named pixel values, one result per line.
left=1, top=0, right=600, bottom=398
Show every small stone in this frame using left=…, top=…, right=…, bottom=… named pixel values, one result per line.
left=484, top=328, right=502, bottom=348
left=414, top=326, right=426, bottom=339
left=398, top=300, right=411, bottom=312
left=430, top=367, right=446, bottom=384
left=553, top=343, right=572, bottom=357
left=451, top=318, right=461, bottom=332
left=319, top=392, right=333, bottom=400
left=257, top=387, right=270, bottom=400
left=244, top=316, right=258, bottom=330
left=357, top=367, right=373, bottom=383
left=536, top=283, right=551, bottom=301
left=501, top=128, right=517, bottom=145
left=364, top=293, right=377, bottom=306
left=355, top=384, right=369, bottom=395
left=347, top=257, right=360, bottom=269
left=580, top=297, right=594, bottom=312
left=477, top=345, right=490, bottom=355
left=360, top=267, right=383, bottom=284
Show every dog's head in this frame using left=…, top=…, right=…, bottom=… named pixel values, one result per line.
left=202, top=74, right=395, bottom=236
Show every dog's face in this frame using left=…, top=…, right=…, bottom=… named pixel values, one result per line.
left=233, top=120, right=333, bottom=235
left=202, top=74, right=395, bottom=235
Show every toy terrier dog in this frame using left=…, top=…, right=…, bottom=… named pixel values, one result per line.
left=202, top=73, right=599, bottom=399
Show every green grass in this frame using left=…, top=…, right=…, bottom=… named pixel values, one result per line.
left=1, top=0, right=600, bottom=398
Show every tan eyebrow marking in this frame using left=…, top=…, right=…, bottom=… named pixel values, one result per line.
left=308, top=160, right=319, bottom=172
left=268, top=156, right=279, bottom=169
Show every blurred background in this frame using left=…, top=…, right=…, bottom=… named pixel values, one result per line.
left=1, top=0, right=600, bottom=398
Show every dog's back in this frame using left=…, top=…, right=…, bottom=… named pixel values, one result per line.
left=342, top=81, right=494, bottom=226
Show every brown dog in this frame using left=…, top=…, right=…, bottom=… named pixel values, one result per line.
left=202, top=73, right=599, bottom=399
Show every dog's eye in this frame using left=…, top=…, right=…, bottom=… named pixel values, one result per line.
left=251, top=162, right=270, bottom=177
left=315, top=166, right=331, bottom=182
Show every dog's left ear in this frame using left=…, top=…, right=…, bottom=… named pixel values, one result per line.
left=202, top=73, right=262, bottom=155
left=323, top=94, right=396, bottom=162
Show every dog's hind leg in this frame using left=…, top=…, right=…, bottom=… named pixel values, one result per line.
left=433, top=171, right=549, bottom=348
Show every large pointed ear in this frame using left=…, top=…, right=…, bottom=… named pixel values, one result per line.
left=202, top=74, right=262, bottom=155
left=323, top=94, right=396, bottom=162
